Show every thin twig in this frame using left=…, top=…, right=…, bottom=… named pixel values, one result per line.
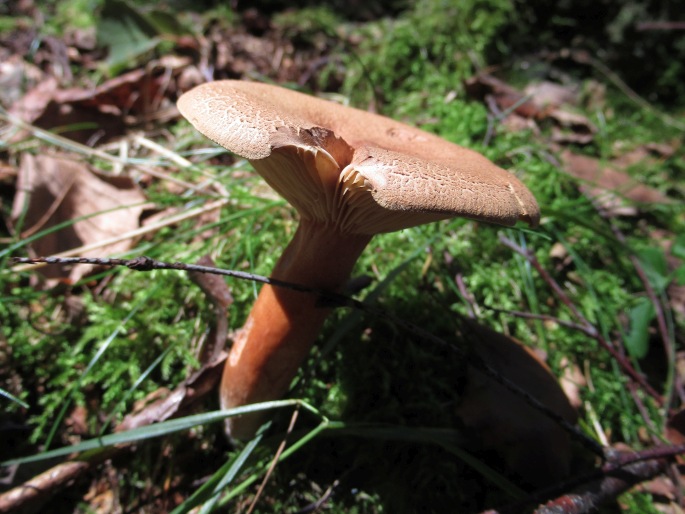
left=498, top=234, right=663, bottom=405
left=11, top=255, right=606, bottom=457
left=604, top=218, right=675, bottom=412
left=9, top=199, right=228, bottom=273
left=483, top=307, right=597, bottom=337
left=0, top=459, right=108, bottom=513
left=533, top=458, right=666, bottom=514
left=484, top=444, right=685, bottom=514
left=246, top=408, right=300, bottom=514
left=455, top=272, right=480, bottom=319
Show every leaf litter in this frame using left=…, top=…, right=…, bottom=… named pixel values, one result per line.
left=10, top=153, right=149, bottom=284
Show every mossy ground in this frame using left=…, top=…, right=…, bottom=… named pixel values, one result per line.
left=1, top=1, right=684, bottom=512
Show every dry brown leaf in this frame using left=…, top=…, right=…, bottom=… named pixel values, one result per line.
left=9, top=60, right=189, bottom=144
left=613, top=142, right=679, bottom=168
left=632, top=473, right=684, bottom=514
left=560, top=150, right=671, bottom=216
left=636, top=475, right=678, bottom=502
left=665, top=407, right=685, bottom=448
left=465, top=74, right=597, bottom=142
left=500, top=112, right=539, bottom=134
left=84, top=489, right=117, bottom=514
left=524, top=81, right=580, bottom=109
left=10, top=153, right=147, bottom=283
left=549, top=109, right=597, bottom=144
left=116, top=357, right=225, bottom=432
left=645, top=142, right=678, bottom=158
left=9, top=77, right=126, bottom=144
left=464, top=74, right=544, bottom=119
left=456, top=320, right=577, bottom=486
left=65, top=404, right=89, bottom=438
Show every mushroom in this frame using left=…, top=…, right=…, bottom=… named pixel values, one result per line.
left=177, top=80, right=540, bottom=439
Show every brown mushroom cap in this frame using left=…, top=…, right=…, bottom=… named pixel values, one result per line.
left=177, top=80, right=540, bottom=233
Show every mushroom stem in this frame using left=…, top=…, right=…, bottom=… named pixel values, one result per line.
left=222, top=219, right=371, bottom=439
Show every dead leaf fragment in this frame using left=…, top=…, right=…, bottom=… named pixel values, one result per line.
left=10, top=153, right=147, bottom=283
left=560, top=150, right=670, bottom=216
left=116, top=357, right=225, bottom=432
left=465, top=74, right=543, bottom=119
left=65, top=404, right=89, bottom=441
left=666, top=407, right=685, bottom=447
left=465, top=74, right=597, bottom=142
left=524, top=81, right=580, bottom=109
left=549, top=109, right=597, bottom=144
left=559, top=357, right=586, bottom=410
left=9, top=60, right=189, bottom=144
left=613, top=142, right=679, bottom=168
left=9, top=77, right=126, bottom=144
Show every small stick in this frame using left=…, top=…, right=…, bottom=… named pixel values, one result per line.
left=604, top=218, right=675, bottom=411
left=498, top=234, right=663, bottom=405
left=455, top=272, right=480, bottom=319
left=245, top=408, right=300, bottom=514
left=9, top=199, right=228, bottom=273
left=12, top=255, right=339, bottom=298
left=0, top=460, right=100, bottom=513
left=12, top=254, right=606, bottom=456
left=484, top=307, right=598, bottom=336
left=484, top=444, right=685, bottom=514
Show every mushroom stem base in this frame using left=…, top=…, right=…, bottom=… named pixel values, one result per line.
left=221, top=220, right=371, bottom=439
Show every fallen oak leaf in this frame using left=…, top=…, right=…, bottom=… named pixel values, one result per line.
left=8, top=77, right=126, bottom=144
left=9, top=59, right=189, bottom=144
left=549, top=110, right=597, bottom=145
left=464, top=74, right=544, bottom=119
left=559, top=149, right=671, bottom=216
left=10, top=153, right=149, bottom=284
left=465, top=74, right=597, bottom=142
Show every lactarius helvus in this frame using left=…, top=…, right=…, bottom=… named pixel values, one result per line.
left=177, top=80, right=540, bottom=439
